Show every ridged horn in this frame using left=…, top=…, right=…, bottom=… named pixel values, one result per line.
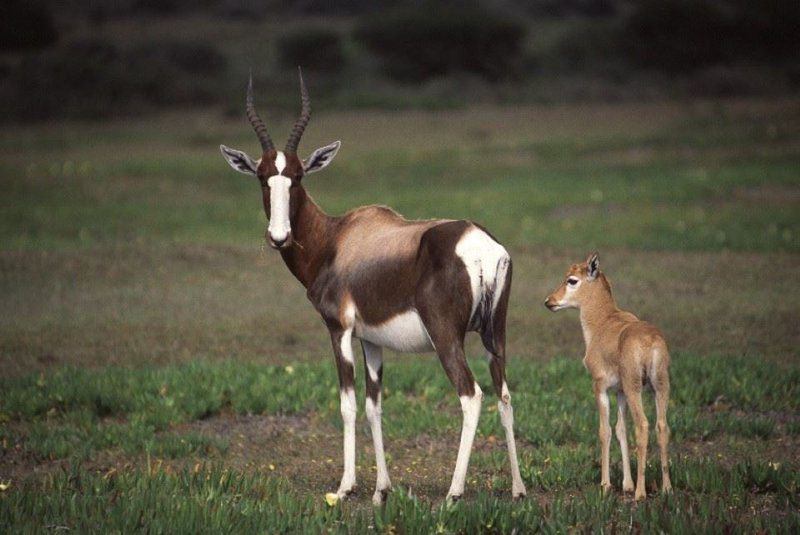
left=246, top=72, right=274, bottom=152
left=285, top=67, right=311, bottom=154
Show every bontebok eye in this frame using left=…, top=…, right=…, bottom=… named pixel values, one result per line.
left=567, top=278, right=579, bottom=286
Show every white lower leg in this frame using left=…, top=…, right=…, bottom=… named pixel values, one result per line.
left=498, top=382, right=526, bottom=497
left=448, top=383, right=482, bottom=498
left=616, top=393, right=634, bottom=491
left=338, top=387, right=357, bottom=496
left=363, top=340, right=390, bottom=504
left=366, top=396, right=391, bottom=504
left=337, top=328, right=357, bottom=497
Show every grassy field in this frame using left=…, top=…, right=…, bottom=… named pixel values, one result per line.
left=1, top=98, right=799, bottom=532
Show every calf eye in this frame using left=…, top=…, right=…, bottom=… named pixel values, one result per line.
left=567, top=278, right=579, bottom=286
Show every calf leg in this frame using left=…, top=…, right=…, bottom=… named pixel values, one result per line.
left=615, top=392, right=634, bottom=493
left=362, top=340, right=391, bottom=505
left=594, top=382, right=612, bottom=493
left=654, top=375, right=672, bottom=494
left=626, top=389, right=649, bottom=501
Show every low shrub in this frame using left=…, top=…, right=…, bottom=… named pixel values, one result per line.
left=620, top=0, right=800, bottom=73
left=0, top=0, right=58, bottom=51
left=277, top=28, right=345, bottom=73
left=353, top=4, right=525, bottom=82
left=0, top=40, right=227, bottom=120
left=520, top=0, right=617, bottom=18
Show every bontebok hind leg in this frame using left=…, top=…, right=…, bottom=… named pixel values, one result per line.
left=362, top=340, right=391, bottom=504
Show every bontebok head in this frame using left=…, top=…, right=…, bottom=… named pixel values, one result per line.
left=220, top=69, right=340, bottom=249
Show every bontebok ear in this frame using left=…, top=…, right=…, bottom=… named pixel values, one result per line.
left=586, top=252, right=600, bottom=280
left=303, top=141, right=341, bottom=174
left=220, top=145, right=259, bottom=176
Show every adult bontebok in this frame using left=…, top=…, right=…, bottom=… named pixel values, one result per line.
left=219, top=71, right=526, bottom=503
left=544, top=253, right=672, bottom=500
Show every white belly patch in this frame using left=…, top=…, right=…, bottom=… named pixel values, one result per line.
left=355, top=309, right=434, bottom=353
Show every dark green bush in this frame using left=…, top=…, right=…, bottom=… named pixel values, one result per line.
left=0, top=40, right=227, bottom=120
left=544, top=20, right=623, bottom=74
left=521, top=0, right=617, bottom=18
left=277, top=28, right=345, bottom=73
left=214, top=0, right=270, bottom=20
left=353, top=4, right=525, bottom=82
left=620, top=0, right=800, bottom=72
left=130, top=41, right=227, bottom=76
left=277, top=0, right=406, bottom=15
left=0, top=0, right=58, bottom=51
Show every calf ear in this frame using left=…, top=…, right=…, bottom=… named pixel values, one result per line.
left=586, top=252, right=600, bottom=280
left=303, top=141, right=341, bottom=174
left=220, top=145, right=258, bottom=175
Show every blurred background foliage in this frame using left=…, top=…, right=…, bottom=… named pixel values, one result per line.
left=1, top=0, right=798, bottom=120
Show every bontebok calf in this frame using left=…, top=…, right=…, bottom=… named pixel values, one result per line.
left=545, top=253, right=672, bottom=500
left=219, top=70, right=526, bottom=503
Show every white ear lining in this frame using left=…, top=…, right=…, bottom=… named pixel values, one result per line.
left=303, top=140, right=341, bottom=174
left=587, top=255, right=599, bottom=279
left=220, top=145, right=258, bottom=175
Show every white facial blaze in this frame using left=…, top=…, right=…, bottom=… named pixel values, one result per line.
left=267, top=152, right=291, bottom=243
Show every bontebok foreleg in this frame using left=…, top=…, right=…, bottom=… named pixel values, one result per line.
left=330, top=327, right=357, bottom=498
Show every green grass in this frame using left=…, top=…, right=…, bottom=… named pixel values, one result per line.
left=1, top=355, right=799, bottom=532
left=1, top=99, right=799, bottom=531
left=2, top=354, right=798, bottom=457
left=2, top=465, right=798, bottom=533
left=1, top=100, right=798, bottom=252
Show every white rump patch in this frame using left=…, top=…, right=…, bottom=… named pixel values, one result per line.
left=454, top=227, right=510, bottom=320
left=355, top=309, right=434, bottom=353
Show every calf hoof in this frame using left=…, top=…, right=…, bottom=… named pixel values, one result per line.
left=601, top=483, right=612, bottom=495
left=662, top=481, right=673, bottom=494
left=634, top=488, right=646, bottom=501
left=446, top=494, right=462, bottom=503
left=622, top=481, right=635, bottom=493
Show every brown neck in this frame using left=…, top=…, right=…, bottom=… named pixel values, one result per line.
left=578, top=274, right=618, bottom=345
left=278, top=187, right=335, bottom=289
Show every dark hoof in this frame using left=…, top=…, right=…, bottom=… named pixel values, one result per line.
left=372, top=488, right=390, bottom=505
